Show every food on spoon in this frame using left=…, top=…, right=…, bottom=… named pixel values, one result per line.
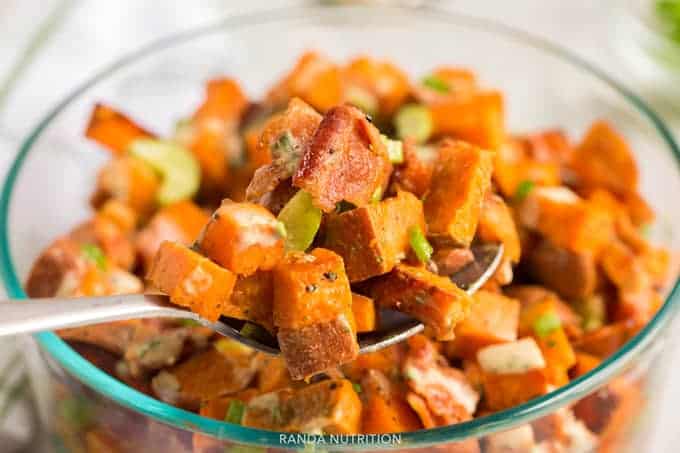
left=25, top=51, right=676, bottom=447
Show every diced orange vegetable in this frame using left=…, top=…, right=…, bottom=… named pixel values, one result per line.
left=413, top=66, right=478, bottom=105
left=424, top=140, right=494, bottom=246
left=364, top=393, right=422, bottom=433
left=493, top=138, right=561, bottom=198
left=477, top=193, right=521, bottom=263
left=519, top=297, right=576, bottom=386
left=147, top=241, right=237, bottom=322
left=572, top=322, right=633, bottom=358
left=600, top=240, right=648, bottom=293
left=227, top=271, right=274, bottom=332
left=192, top=78, right=248, bottom=124
left=256, top=356, right=293, bottom=393
left=571, top=352, right=601, bottom=378
left=273, top=249, right=358, bottom=379
left=152, top=346, right=259, bottom=410
left=135, top=201, right=209, bottom=271
left=481, top=369, right=550, bottom=411
left=369, top=264, right=473, bottom=340
left=70, top=216, right=135, bottom=271
left=430, top=91, right=505, bottom=150
left=293, top=104, right=392, bottom=212
left=85, top=103, right=154, bottom=154
left=266, top=51, right=343, bottom=113
left=198, top=389, right=259, bottom=421
left=343, top=56, right=411, bottom=116
left=323, top=191, right=426, bottom=282
left=620, top=191, right=655, bottom=226
left=569, top=120, right=638, bottom=194
left=446, top=290, right=520, bottom=360
left=243, top=379, right=361, bottom=434
left=91, top=155, right=160, bottom=218
left=522, top=129, right=573, bottom=164
left=196, top=199, right=285, bottom=276
left=516, top=186, right=613, bottom=253
left=352, top=293, right=377, bottom=333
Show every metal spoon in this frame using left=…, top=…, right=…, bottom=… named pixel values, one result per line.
left=0, top=243, right=502, bottom=355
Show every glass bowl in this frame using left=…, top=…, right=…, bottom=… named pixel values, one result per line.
left=2, top=4, right=680, bottom=452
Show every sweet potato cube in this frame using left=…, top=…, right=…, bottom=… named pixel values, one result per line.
left=446, top=290, right=520, bottom=359
left=364, top=393, right=422, bottom=433
left=519, top=298, right=576, bottom=386
left=352, top=293, right=377, bottom=333
left=369, top=264, right=473, bottom=340
left=516, top=186, right=613, bottom=253
left=147, top=241, right=237, bottom=322
left=70, top=216, right=136, bottom=271
left=570, top=120, right=638, bottom=194
left=600, top=240, right=648, bottom=293
left=91, top=156, right=160, bottom=217
left=493, top=140, right=561, bottom=198
left=151, top=346, right=259, bottom=410
left=430, top=91, right=505, bottom=150
left=343, top=56, right=411, bottom=116
left=571, top=352, right=601, bottom=378
left=273, top=249, right=358, bottom=379
left=390, top=138, right=436, bottom=199
left=424, top=140, right=494, bottom=246
left=85, top=103, right=154, bottom=154
left=413, top=66, right=478, bottom=105
left=266, top=51, right=343, bottom=113
left=526, top=238, right=598, bottom=300
left=197, top=199, right=285, bottom=276
left=135, top=201, right=209, bottom=272
left=477, top=193, right=521, bottom=263
left=573, top=322, right=632, bottom=358
left=97, top=199, right=138, bottom=233
left=256, top=356, right=294, bottom=393
left=482, top=368, right=550, bottom=411
left=323, top=191, right=426, bottom=282
left=192, top=78, right=248, bottom=124
left=226, top=271, right=274, bottom=332
left=293, top=104, right=392, bottom=212
left=243, top=379, right=361, bottom=434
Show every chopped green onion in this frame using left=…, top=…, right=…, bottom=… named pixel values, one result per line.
left=179, top=319, right=200, bottom=327
left=514, top=180, right=535, bottom=201
left=573, top=296, right=606, bottom=332
left=409, top=226, right=433, bottom=263
left=394, top=104, right=433, bottom=144
left=128, top=139, right=200, bottom=205
left=656, top=0, right=680, bottom=45
left=371, top=187, right=383, bottom=203
left=380, top=134, right=404, bottom=164
left=533, top=311, right=561, bottom=338
left=278, top=190, right=322, bottom=251
left=352, top=382, right=363, bottom=394
left=274, top=220, right=288, bottom=239
left=81, top=243, right=107, bottom=270
left=421, top=75, right=450, bottom=93
left=225, top=400, right=246, bottom=425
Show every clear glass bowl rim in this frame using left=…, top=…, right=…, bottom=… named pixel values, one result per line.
left=1, top=4, right=679, bottom=450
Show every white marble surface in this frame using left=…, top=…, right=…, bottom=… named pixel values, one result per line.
left=0, top=1, right=679, bottom=451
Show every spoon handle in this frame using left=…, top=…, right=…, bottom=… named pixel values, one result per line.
left=0, top=294, right=189, bottom=336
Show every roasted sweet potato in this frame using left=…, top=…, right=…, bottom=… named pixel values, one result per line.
left=266, top=51, right=343, bottom=113
left=293, top=104, right=392, bottom=212
left=477, top=193, right=521, bottom=263
left=343, top=56, right=410, bottom=117
left=525, top=238, right=598, bottom=300
left=519, top=297, right=576, bottom=386
left=91, top=155, right=160, bottom=218
left=429, top=91, right=505, bottom=150
left=493, top=138, right=561, bottom=199
left=255, top=356, right=293, bottom=394
left=446, top=290, right=520, bottom=360
left=352, top=293, right=377, bottom=333
left=572, top=322, right=633, bottom=358
left=413, top=66, right=478, bottom=105
left=369, top=264, right=473, bottom=340
left=481, top=368, right=549, bottom=411
left=569, top=120, right=638, bottom=194
left=227, top=271, right=274, bottom=332
left=135, top=201, right=209, bottom=271
left=246, top=98, right=322, bottom=204
left=196, top=199, right=285, bottom=276
left=273, top=249, right=358, bottom=379
left=323, top=190, right=426, bottom=282
left=85, top=103, right=155, bottom=154
left=243, top=379, right=361, bottom=433
left=360, top=369, right=422, bottom=433
left=147, top=241, right=237, bottom=322
left=151, top=345, right=260, bottom=410
left=192, top=78, right=248, bottom=124
left=516, top=186, right=613, bottom=253
left=97, top=199, right=138, bottom=233
left=505, top=285, right=583, bottom=339
left=424, top=140, right=494, bottom=246
left=600, top=239, right=648, bottom=293
left=570, top=352, right=601, bottom=378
